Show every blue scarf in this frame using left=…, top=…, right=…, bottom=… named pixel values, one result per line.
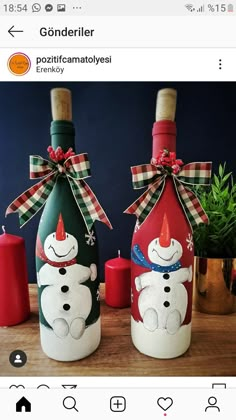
left=131, top=244, right=181, bottom=273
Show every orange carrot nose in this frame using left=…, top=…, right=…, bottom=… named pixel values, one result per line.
left=56, top=213, right=66, bottom=241
left=159, top=213, right=171, bottom=247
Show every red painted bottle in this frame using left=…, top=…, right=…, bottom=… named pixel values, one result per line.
left=129, top=89, right=194, bottom=358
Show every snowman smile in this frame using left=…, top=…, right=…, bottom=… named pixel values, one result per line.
left=48, top=245, right=75, bottom=258
left=152, top=249, right=178, bottom=262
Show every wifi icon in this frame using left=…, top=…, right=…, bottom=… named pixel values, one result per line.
left=185, top=4, right=195, bottom=11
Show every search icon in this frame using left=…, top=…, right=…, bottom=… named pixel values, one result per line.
left=63, top=396, right=78, bottom=412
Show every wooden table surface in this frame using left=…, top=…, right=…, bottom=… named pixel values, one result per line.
left=1, top=284, right=236, bottom=376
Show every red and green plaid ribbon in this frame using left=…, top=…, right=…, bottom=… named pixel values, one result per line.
left=6, top=153, right=112, bottom=233
left=124, top=161, right=212, bottom=230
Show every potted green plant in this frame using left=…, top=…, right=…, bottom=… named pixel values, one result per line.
left=192, top=163, right=236, bottom=314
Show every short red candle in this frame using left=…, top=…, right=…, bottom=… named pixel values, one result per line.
left=0, top=226, right=30, bottom=326
left=105, top=251, right=131, bottom=308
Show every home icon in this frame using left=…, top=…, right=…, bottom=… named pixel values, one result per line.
left=16, top=397, right=31, bottom=412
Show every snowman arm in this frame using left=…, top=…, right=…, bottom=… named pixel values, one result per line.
left=37, top=264, right=58, bottom=286
left=37, top=272, right=41, bottom=287
left=135, top=272, right=152, bottom=291
left=173, top=267, right=192, bottom=284
left=90, top=263, right=97, bottom=281
left=188, top=265, right=193, bottom=282
left=76, top=265, right=92, bottom=284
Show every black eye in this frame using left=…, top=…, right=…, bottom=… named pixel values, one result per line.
left=155, top=239, right=158, bottom=245
left=66, top=234, right=68, bottom=238
left=53, top=234, right=55, bottom=238
left=172, top=240, right=174, bottom=246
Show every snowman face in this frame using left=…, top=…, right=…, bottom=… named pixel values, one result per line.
left=44, top=233, right=78, bottom=262
left=148, top=238, right=183, bottom=266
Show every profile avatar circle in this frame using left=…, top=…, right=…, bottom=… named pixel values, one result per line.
left=9, top=350, right=27, bottom=367
left=7, top=52, right=31, bottom=76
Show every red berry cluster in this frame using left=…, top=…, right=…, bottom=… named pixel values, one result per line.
left=152, top=149, right=184, bottom=175
left=47, top=146, right=75, bottom=162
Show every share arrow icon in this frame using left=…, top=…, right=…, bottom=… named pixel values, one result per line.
left=62, top=385, right=77, bottom=389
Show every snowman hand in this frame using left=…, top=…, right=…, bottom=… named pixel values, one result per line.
left=188, top=265, right=193, bottom=282
left=90, top=263, right=97, bottom=281
left=135, top=276, right=142, bottom=291
left=37, top=272, right=41, bottom=288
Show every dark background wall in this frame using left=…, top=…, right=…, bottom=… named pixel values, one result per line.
left=0, top=82, right=235, bottom=282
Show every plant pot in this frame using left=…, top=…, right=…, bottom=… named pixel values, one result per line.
left=194, top=257, right=236, bottom=314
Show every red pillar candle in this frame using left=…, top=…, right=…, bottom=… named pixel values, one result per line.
left=0, top=226, right=30, bottom=326
left=105, top=251, right=131, bottom=308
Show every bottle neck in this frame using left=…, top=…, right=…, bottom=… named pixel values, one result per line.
left=152, top=120, right=176, bottom=159
left=50, top=120, right=76, bottom=151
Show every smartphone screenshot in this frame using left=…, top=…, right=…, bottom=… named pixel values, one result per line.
left=0, top=0, right=236, bottom=418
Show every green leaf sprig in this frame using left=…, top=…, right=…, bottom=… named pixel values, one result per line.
left=193, top=163, right=236, bottom=258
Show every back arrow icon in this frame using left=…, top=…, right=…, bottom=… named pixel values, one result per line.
left=8, top=25, right=24, bottom=37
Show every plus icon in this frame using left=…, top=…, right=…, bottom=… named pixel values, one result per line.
left=110, top=396, right=126, bottom=412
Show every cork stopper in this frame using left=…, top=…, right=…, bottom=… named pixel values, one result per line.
left=155, top=88, right=177, bottom=122
left=50, top=88, right=72, bottom=121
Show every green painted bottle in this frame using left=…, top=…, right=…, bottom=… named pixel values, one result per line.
left=36, top=88, right=101, bottom=361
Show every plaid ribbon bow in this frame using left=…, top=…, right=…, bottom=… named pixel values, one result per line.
left=6, top=153, right=112, bottom=233
left=124, top=161, right=212, bottom=230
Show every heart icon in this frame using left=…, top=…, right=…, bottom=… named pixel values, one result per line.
left=157, top=397, right=173, bottom=411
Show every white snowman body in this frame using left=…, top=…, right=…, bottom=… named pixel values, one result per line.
left=39, top=264, right=93, bottom=339
left=135, top=237, right=192, bottom=335
left=37, top=228, right=97, bottom=341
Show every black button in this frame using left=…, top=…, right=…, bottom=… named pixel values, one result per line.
left=61, top=285, right=69, bottom=293
left=163, top=273, right=170, bottom=280
left=63, top=304, right=70, bottom=311
left=164, top=286, right=171, bottom=293
left=59, top=268, right=67, bottom=275
left=163, top=301, right=170, bottom=307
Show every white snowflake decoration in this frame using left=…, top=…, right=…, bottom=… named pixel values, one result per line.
left=85, top=230, right=96, bottom=246
left=186, top=233, right=193, bottom=251
left=96, top=288, right=100, bottom=301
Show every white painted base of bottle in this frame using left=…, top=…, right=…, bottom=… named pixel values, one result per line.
left=131, top=316, right=191, bottom=359
left=40, top=317, right=101, bottom=361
